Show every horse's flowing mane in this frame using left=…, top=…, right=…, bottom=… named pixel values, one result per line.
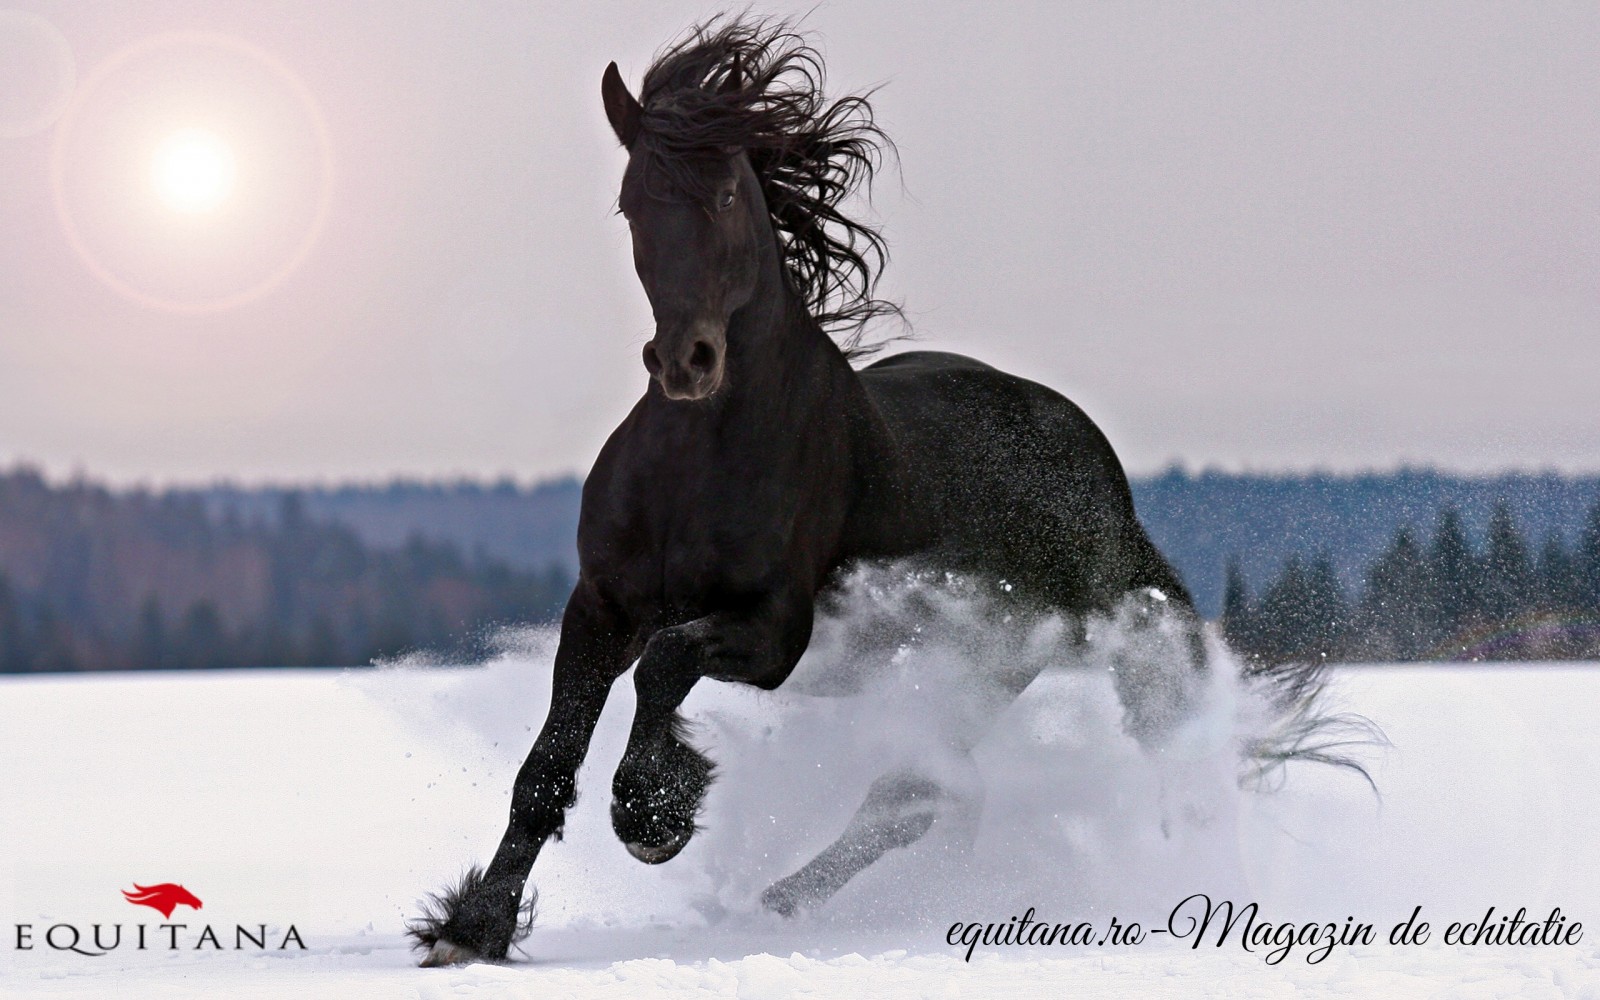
left=635, top=16, right=902, bottom=359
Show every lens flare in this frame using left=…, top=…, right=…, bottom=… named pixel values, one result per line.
left=0, top=10, right=76, bottom=139
left=50, top=31, right=334, bottom=314
left=150, top=128, right=237, bottom=215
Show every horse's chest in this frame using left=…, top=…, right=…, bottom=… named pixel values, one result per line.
left=589, top=470, right=788, bottom=613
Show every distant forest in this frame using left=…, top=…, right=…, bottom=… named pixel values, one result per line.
left=1129, top=468, right=1600, bottom=617
left=2, top=465, right=1599, bottom=672
left=0, top=469, right=570, bottom=673
left=1223, top=500, right=1600, bottom=665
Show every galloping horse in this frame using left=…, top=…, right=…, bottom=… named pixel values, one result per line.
left=411, top=18, right=1215, bottom=965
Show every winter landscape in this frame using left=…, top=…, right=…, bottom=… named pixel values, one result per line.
left=5, top=613, right=1600, bottom=997
left=4, top=1, right=1597, bottom=997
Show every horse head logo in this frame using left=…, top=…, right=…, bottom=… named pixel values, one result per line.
left=122, top=883, right=203, bottom=918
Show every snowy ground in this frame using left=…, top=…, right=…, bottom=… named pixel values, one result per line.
left=4, top=632, right=1600, bottom=997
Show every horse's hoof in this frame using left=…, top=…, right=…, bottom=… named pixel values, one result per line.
left=624, top=836, right=687, bottom=864
left=418, top=939, right=483, bottom=968
left=759, top=883, right=800, bottom=918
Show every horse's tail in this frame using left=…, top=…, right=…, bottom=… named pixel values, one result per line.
left=1234, top=656, right=1389, bottom=795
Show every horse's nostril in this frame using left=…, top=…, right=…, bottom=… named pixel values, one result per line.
left=642, top=343, right=662, bottom=376
left=688, top=340, right=716, bottom=374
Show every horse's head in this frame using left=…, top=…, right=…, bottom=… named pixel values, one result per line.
left=603, top=61, right=768, bottom=402
left=600, top=19, right=899, bottom=400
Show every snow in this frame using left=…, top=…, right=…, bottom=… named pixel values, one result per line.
left=4, top=641, right=1600, bottom=997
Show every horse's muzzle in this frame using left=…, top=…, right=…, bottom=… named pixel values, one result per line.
left=643, top=324, right=726, bottom=401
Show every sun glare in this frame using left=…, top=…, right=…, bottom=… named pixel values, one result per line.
left=53, top=31, right=334, bottom=312
left=150, top=127, right=236, bottom=214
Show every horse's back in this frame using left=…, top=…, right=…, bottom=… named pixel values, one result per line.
left=856, top=351, right=1187, bottom=610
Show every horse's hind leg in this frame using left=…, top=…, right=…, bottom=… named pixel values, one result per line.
left=1107, top=586, right=1209, bottom=750
left=760, top=595, right=1056, bottom=917
left=759, top=753, right=982, bottom=917
left=1104, top=587, right=1219, bottom=835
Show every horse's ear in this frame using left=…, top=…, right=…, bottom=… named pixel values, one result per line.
left=602, top=61, right=641, bottom=148
left=720, top=54, right=742, bottom=95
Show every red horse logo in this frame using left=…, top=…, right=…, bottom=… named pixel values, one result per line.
left=122, top=883, right=203, bottom=918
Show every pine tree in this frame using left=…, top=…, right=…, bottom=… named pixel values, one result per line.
left=1303, top=552, right=1351, bottom=659
left=1361, top=525, right=1429, bottom=660
left=1535, top=536, right=1576, bottom=613
left=1250, top=554, right=1350, bottom=664
left=1427, top=506, right=1480, bottom=653
left=1220, top=556, right=1254, bottom=654
left=1480, top=500, right=1534, bottom=625
left=1578, top=501, right=1600, bottom=612
left=1222, top=557, right=1248, bottom=622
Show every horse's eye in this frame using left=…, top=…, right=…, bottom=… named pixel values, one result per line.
left=718, top=189, right=736, bottom=211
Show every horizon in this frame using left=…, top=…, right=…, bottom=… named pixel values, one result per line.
left=5, top=456, right=1600, bottom=495
left=2, top=3, right=1595, bottom=482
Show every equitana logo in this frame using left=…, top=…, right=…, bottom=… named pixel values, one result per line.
left=121, top=883, right=203, bottom=919
left=13, top=882, right=306, bottom=957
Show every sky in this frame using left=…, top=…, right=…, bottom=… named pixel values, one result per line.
left=0, top=1, right=1595, bottom=486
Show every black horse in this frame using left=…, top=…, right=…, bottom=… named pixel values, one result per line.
left=411, top=18, right=1217, bottom=966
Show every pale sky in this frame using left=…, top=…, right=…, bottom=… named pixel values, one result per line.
left=0, top=1, right=1595, bottom=486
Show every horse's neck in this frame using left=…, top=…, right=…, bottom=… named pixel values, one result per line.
left=643, top=233, right=873, bottom=472
left=721, top=280, right=861, bottom=436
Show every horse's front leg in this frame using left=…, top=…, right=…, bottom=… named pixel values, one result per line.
left=611, top=589, right=814, bottom=864
left=410, top=584, right=632, bottom=966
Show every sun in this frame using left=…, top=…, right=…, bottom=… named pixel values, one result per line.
left=150, top=127, right=237, bottom=214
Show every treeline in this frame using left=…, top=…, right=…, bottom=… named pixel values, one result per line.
left=1132, top=468, right=1600, bottom=617
left=196, top=475, right=583, bottom=576
left=10, top=462, right=1600, bottom=672
left=177, top=469, right=1600, bottom=620
left=1223, top=500, right=1600, bottom=665
left=0, top=469, right=572, bottom=673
